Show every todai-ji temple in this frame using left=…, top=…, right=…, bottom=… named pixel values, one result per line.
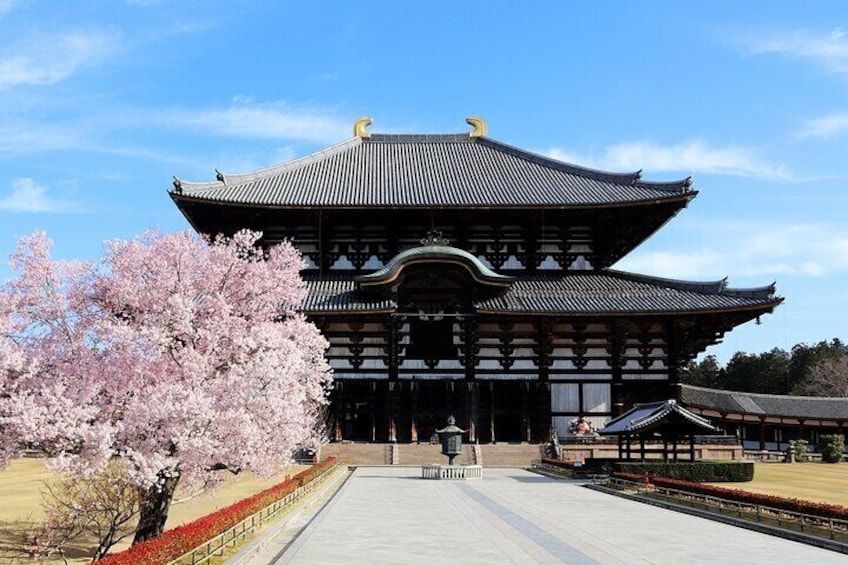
left=170, top=117, right=782, bottom=445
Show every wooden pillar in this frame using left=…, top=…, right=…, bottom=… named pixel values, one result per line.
left=689, top=433, right=696, bottom=461
left=333, top=381, right=344, bottom=442
left=759, top=418, right=766, bottom=451
left=639, top=434, right=645, bottom=461
left=490, top=382, right=496, bottom=444
left=369, top=381, right=376, bottom=443
left=522, top=382, right=531, bottom=443
left=468, top=382, right=478, bottom=443
left=387, top=382, right=397, bottom=443
left=411, top=381, right=419, bottom=443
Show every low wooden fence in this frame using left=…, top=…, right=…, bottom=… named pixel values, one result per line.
left=607, top=476, right=848, bottom=543
left=169, top=464, right=340, bottom=565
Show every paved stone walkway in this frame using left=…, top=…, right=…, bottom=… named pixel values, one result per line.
left=240, top=467, right=848, bottom=564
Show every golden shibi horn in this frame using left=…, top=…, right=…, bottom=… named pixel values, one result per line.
left=354, top=117, right=373, bottom=138
left=466, top=116, right=487, bottom=137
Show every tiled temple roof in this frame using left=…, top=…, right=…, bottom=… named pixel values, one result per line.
left=300, top=270, right=781, bottom=315
left=599, top=399, right=718, bottom=435
left=356, top=244, right=514, bottom=288
left=680, top=384, right=848, bottom=421
left=171, top=134, right=694, bottom=209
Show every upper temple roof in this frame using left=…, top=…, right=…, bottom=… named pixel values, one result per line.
left=170, top=132, right=695, bottom=209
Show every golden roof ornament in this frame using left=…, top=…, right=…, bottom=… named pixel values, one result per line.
left=354, top=116, right=373, bottom=138
left=466, top=116, right=487, bottom=138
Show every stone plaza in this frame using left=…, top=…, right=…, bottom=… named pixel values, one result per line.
left=234, top=467, right=846, bottom=564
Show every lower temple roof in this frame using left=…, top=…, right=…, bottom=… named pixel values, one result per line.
left=300, top=270, right=782, bottom=316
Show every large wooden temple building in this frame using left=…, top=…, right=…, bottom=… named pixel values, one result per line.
left=170, top=117, right=782, bottom=444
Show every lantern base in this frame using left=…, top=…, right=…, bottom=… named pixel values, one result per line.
left=421, top=464, right=483, bottom=480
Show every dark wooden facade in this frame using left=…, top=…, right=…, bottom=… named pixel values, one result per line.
left=171, top=119, right=782, bottom=443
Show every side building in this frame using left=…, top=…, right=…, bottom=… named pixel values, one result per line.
left=680, top=384, right=848, bottom=452
left=170, top=117, right=782, bottom=444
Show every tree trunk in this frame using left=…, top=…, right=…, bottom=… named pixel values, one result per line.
left=132, top=473, right=181, bottom=545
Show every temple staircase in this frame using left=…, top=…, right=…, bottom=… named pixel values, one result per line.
left=477, top=443, right=544, bottom=467
left=319, top=442, right=391, bottom=465
left=318, top=442, right=542, bottom=467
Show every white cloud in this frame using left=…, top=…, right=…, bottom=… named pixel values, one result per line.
left=798, top=112, right=848, bottom=139
left=616, top=221, right=848, bottom=279
left=0, top=119, right=82, bottom=154
left=0, top=30, right=119, bottom=89
left=547, top=140, right=789, bottom=180
left=0, top=178, right=76, bottom=213
left=156, top=99, right=350, bottom=144
left=741, top=28, right=848, bottom=74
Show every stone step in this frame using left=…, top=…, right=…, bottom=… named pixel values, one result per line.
left=318, top=442, right=543, bottom=467
left=478, top=444, right=544, bottom=467
left=320, top=443, right=390, bottom=465
left=396, top=444, right=474, bottom=466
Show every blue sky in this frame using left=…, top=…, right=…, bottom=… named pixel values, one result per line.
left=1, top=1, right=846, bottom=363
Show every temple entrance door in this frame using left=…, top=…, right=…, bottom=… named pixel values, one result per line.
left=493, top=382, right=524, bottom=442
left=353, top=404, right=371, bottom=441
left=494, top=415, right=523, bottom=442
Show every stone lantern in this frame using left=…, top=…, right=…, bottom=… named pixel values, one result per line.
left=436, top=415, right=466, bottom=466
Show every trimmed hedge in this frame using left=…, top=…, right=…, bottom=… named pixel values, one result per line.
left=612, top=472, right=848, bottom=521
left=817, top=434, right=845, bottom=463
left=99, top=457, right=336, bottom=565
left=615, top=461, right=754, bottom=483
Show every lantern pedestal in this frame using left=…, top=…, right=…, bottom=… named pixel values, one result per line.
left=421, top=464, right=483, bottom=480
left=420, top=415, right=483, bottom=480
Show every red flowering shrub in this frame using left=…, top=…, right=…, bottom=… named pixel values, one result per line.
left=611, top=471, right=848, bottom=520
left=541, top=458, right=577, bottom=469
left=611, top=471, right=647, bottom=483
left=99, top=458, right=337, bottom=564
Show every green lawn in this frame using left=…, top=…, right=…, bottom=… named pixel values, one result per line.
left=0, top=456, right=306, bottom=563
left=712, top=461, right=848, bottom=506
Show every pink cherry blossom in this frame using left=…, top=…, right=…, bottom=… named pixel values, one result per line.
left=0, top=230, right=331, bottom=541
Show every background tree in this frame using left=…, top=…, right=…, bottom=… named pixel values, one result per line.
left=723, top=348, right=790, bottom=394
left=42, top=462, right=141, bottom=561
left=681, top=354, right=725, bottom=388
left=0, top=230, right=331, bottom=545
left=790, top=339, right=847, bottom=395
left=793, top=353, right=848, bottom=397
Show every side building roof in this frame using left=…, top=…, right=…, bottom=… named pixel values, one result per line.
left=680, top=384, right=848, bottom=421
left=170, top=132, right=695, bottom=209
left=599, top=399, right=719, bottom=435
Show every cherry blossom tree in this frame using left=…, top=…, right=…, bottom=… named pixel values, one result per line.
left=0, top=230, right=331, bottom=544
